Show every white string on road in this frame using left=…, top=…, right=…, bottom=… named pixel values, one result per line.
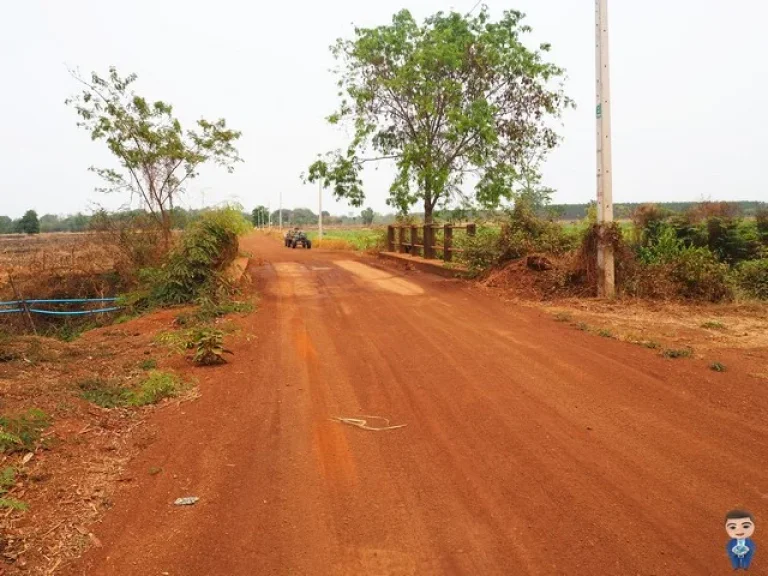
left=332, top=415, right=407, bottom=432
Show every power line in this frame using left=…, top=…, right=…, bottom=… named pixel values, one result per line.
left=467, top=0, right=483, bottom=15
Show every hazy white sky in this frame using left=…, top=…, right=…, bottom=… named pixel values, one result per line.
left=1, top=0, right=765, bottom=218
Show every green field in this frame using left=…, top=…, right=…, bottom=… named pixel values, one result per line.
left=305, top=228, right=386, bottom=251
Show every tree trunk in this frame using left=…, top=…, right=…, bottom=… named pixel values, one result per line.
left=160, top=209, right=172, bottom=253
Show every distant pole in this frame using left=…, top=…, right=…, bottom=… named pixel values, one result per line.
left=595, top=0, right=615, bottom=297
left=279, top=192, right=283, bottom=230
left=318, top=181, right=323, bottom=240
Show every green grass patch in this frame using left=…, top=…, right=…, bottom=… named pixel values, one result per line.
left=139, top=359, right=158, bottom=371
left=305, top=228, right=385, bottom=251
left=79, top=379, right=133, bottom=409
left=575, top=322, right=590, bottom=332
left=553, top=312, right=572, bottom=323
left=129, top=371, right=181, bottom=406
left=0, top=466, right=26, bottom=511
left=598, top=329, right=614, bottom=338
left=662, top=347, right=693, bottom=359
left=79, top=372, right=182, bottom=409
left=0, top=409, right=51, bottom=454
left=701, top=321, right=726, bottom=330
left=710, top=362, right=727, bottom=372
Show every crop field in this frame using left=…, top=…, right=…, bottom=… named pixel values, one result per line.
left=0, top=233, right=116, bottom=300
left=305, top=227, right=386, bottom=251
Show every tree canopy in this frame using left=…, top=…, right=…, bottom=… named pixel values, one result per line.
left=361, top=207, right=375, bottom=225
left=252, top=206, right=269, bottom=227
left=17, top=210, right=40, bottom=234
left=67, top=67, right=242, bottom=245
left=306, top=8, right=571, bottom=222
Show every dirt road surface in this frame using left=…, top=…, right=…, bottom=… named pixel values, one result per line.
left=65, top=234, right=768, bottom=576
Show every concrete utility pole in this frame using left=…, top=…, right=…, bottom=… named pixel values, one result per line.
left=318, top=180, right=324, bottom=240
left=595, top=0, right=615, bottom=298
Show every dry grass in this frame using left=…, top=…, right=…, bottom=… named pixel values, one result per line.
left=538, top=298, right=768, bottom=353
left=311, top=238, right=355, bottom=251
left=0, top=233, right=116, bottom=301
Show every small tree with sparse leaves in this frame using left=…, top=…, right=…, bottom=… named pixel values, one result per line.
left=67, top=67, right=242, bottom=248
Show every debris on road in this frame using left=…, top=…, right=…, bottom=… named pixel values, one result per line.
left=173, top=497, right=199, bottom=506
left=332, top=415, right=406, bottom=431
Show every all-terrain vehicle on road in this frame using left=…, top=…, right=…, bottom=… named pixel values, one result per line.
left=291, top=231, right=312, bottom=249
left=284, top=228, right=299, bottom=247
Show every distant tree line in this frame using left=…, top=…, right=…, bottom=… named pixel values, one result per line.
left=547, top=201, right=767, bottom=221
left=5, top=201, right=765, bottom=236
left=0, top=207, right=254, bottom=235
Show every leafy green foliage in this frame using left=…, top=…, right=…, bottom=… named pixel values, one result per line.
left=0, top=409, right=51, bottom=453
left=130, top=371, right=180, bottom=406
left=189, top=328, right=233, bottom=366
left=79, top=372, right=181, bottom=408
left=361, top=207, right=375, bottom=225
left=252, top=206, right=269, bottom=227
left=67, top=67, right=242, bottom=245
left=710, top=362, right=727, bottom=372
left=0, top=467, right=26, bottom=511
left=735, top=259, right=768, bottom=299
left=139, top=359, right=158, bottom=371
left=79, top=379, right=133, bottom=408
left=757, top=206, right=768, bottom=245
left=135, top=207, right=250, bottom=307
left=458, top=228, right=504, bottom=277
left=17, top=210, right=40, bottom=234
left=307, top=8, right=571, bottom=221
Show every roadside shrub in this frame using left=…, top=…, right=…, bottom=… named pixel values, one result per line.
left=637, top=226, right=684, bottom=265
left=757, top=206, right=768, bottom=244
left=735, top=259, right=768, bottom=300
left=632, top=204, right=670, bottom=246
left=500, top=201, right=576, bottom=259
left=668, top=246, right=733, bottom=301
left=189, top=328, right=233, bottom=365
left=704, top=217, right=760, bottom=264
left=631, top=227, right=732, bottom=301
left=135, top=207, right=250, bottom=307
left=458, top=228, right=503, bottom=277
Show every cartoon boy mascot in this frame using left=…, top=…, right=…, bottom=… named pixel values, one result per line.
left=725, top=509, right=756, bottom=570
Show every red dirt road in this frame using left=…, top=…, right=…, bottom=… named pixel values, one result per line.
left=66, top=234, right=768, bottom=575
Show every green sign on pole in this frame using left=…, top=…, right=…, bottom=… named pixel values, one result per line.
left=596, top=104, right=602, bottom=119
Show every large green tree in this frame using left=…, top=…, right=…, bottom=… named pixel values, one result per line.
left=361, top=207, right=375, bottom=225
left=252, top=206, right=269, bottom=227
left=17, top=210, right=40, bottom=235
left=67, top=67, right=242, bottom=246
left=306, top=8, right=571, bottom=223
